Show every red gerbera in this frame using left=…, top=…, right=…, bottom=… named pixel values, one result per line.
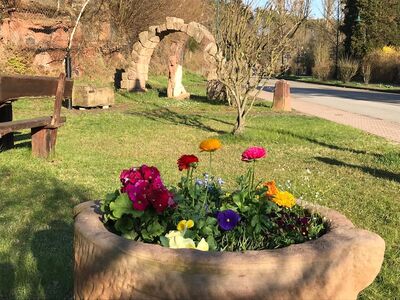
left=177, top=155, right=199, bottom=171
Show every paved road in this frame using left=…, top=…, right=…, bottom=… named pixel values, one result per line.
left=265, top=80, right=400, bottom=123
left=258, top=80, right=400, bottom=143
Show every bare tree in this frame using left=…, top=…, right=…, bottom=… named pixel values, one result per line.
left=214, top=0, right=310, bottom=134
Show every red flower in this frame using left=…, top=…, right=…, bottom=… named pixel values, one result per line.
left=140, top=165, right=160, bottom=181
left=152, top=188, right=171, bottom=213
left=120, top=168, right=142, bottom=186
left=241, top=146, right=267, bottom=162
left=177, top=155, right=199, bottom=171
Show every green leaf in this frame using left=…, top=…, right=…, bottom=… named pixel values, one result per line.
left=106, top=190, right=120, bottom=202
left=115, top=216, right=134, bottom=233
left=232, top=193, right=242, bottom=207
left=205, top=217, right=217, bottom=226
left=122, top=231, right=138, bottom=240
left=201, top=226, right=213, bottom=236
left=160, top=236, right=170, bottom=247
left=146, top=221, right=165, bottom=238
left=110, top=194, right=143, bottom=218
left=251, top=215, right=259, bottom=227
left=207, top=236, right=217, bottom=251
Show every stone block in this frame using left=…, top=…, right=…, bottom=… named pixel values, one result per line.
left=132, top=42, right=143, bottom=54
left=204, top=42, right=217, bottom=56
left=272, top=80, right=291, bottom=111
left=187, top=22, right=204, bottom=43
left=138, top=31, right=149, bottom=45
left=180, top=24, right=188, bottom=33
left=136, top=63, right=149, bottom=75
left=166, top=17, right=184, bottom=30
left=140, top=39, right=157, bottom=49
left=73, top=85, right=115, bottom=107
left=157, top=24, right=167, bottom=33
left=148, top=26, right=158, bottom=35
left=139, top=47, right=155, bottom=59
left=131, top=50, right=140, bottom=63
left=149, top=36, right=160, bottom=43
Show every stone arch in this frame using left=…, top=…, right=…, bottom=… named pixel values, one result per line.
left=121, top=17, right=217, bottom=92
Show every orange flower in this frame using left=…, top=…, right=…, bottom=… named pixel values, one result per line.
left=199, top=138, right=222, bottom=152
left=264, top=180, right=279, bottom=197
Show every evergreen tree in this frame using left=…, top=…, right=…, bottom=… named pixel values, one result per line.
left=341, top=0, right=400, bottom=58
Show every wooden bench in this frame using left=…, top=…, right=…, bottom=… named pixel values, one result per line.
left=0, top=73, right=73, bottom=158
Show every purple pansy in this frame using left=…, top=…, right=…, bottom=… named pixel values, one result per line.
left=217, top=210, right=241, bottom=231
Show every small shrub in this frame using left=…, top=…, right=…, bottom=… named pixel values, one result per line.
left=312, top=64, right=331, bottom=81
left=7, top=56, right=28, bottom=74
left=361, top=61, right=372, bottom=85
left=312, top=43, right=332, bottom=81
left=368, top=47, right=400, bottom=84
left=338, top=57, right=359, bottom=83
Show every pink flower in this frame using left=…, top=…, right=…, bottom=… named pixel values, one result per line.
left=241, top=146, right=267, bottom=162
left=126, top=181, right=150, bottom=211
left=120, top=164, right=173, bottom=213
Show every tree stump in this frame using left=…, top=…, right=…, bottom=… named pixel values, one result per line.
left=272, top=80, right=291, bottom=111
left=167, top=42, right=190, bottom=100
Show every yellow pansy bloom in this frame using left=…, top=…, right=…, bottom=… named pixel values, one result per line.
left=196, top=238, right=209, bottom=251
left=177, top=219, right=194, bottom=232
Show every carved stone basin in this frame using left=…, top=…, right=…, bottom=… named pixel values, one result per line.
left=74, top=201, right=385, bottom=300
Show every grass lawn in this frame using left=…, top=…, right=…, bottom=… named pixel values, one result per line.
left=0, top=72, right=399, bottom=299
left=281, top=75, right=400, bottom=93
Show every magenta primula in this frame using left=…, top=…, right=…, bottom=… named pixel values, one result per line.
left=120, top=165, right=175, bottom=213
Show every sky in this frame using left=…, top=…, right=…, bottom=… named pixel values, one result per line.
left=256, top=0, right=324, bottom=18
left=311, top=0, right=324, bottom=18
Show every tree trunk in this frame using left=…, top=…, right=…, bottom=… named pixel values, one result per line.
left=232, top=113, right=246, bottom=135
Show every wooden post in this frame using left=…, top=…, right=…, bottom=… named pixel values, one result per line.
left=272, top=80, right=291, bottom=111
left=31, top=127, right=58, bottom=158
left=51, top=73, right=66, bottom=127
left=0, top=102, right=14, bottom=150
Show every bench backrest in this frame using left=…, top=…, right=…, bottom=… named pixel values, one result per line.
left=0, top=73, right=73, bottom=126
left=0, top=74, right=73, bottom=105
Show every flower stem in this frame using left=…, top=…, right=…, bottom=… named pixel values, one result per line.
left=248, top=160, right=255, bottom=198
left=209, top=152, right=212, bottom=177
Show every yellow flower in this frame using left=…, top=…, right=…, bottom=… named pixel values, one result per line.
left=196, top=238, right=209, bottom=251
left=382, top=46, right=396, bottom=55
left=165, top=231, right=208, bottom=251
left=199, top=138, right=222, bottom=152
left=272, top=191, right=296, bottom=208
left=177, top=219, right=194, bottom=232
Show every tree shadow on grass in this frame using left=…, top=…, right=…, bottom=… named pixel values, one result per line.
left=273, top=129, right=370, bottom=155
left=315, top=157, right=400, bottom=183
left=189, top=94, right=227, bottom=106
left=0, top=166, right=92, bottom=299
left=126, top=104, right=230, bottom=134
left=0, top=263, right=15, bottom=299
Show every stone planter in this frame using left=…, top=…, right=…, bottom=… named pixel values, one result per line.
left=72, top=86, right=115, bottom=108
left=74, top=201, right=385, bottom=300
